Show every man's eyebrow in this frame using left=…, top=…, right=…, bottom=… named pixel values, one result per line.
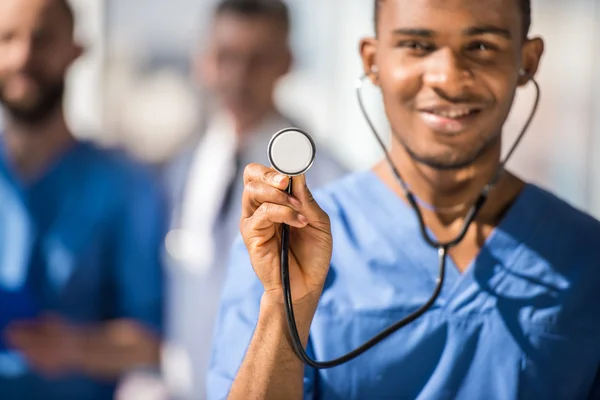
left=463, top=25, right=512, bottom=39
left=390, top=28, right=434, bottom=37
left=390, top=26, right=512, bottom=40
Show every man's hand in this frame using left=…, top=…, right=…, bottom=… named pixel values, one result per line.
left=5, top=315, right=161, bottom=380
left=241, top=163, right=333, bottom=306
left=5, top=314, right=81, bottom=378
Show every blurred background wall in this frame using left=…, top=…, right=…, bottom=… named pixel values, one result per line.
left=63, top=0, right=599, bottom=217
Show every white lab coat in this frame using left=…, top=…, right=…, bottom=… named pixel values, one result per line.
left=162, top=111, right=347, bottom=400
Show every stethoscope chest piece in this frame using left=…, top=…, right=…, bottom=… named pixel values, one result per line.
left=268, top=128, right=316, bottom=176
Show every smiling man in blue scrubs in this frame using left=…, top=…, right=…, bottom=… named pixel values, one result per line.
left=0, top=0, right=165, bottom=399
left=208, top=0, right=600, bottom=399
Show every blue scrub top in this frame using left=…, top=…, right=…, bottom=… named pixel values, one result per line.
left=209, top=170, right=600, bottom=400
left=0, top=139, right=166, bottom=400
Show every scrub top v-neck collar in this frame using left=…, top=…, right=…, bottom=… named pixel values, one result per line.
left=0, top=137, right=83, bottom=190
left=363, top=169, right=543, bottom=309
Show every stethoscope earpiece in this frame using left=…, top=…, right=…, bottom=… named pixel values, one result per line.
left=519, top=68, right=533, bottom=83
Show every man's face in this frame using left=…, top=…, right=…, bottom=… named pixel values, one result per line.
left=202, top=13, right=290, bottom=123
left=0, top=0, right=79, bottom=124
left=363, top=0, right=543, bottom=170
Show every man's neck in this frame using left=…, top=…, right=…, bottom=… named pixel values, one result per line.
left=378, top=141, right=524, bottom=226
left=3, top=109, right=75, bottom=180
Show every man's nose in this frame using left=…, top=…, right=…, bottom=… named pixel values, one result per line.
left=422, top=47, right=475, bottom=100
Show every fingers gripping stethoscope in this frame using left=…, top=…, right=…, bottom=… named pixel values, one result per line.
left=267, top=68, right=541, bottom=369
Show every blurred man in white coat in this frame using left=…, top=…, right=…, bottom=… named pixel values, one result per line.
left=161, top=1, right=347, bottom=398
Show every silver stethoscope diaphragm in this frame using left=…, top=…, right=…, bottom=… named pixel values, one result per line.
left=268, top=128, right=316, bottom=176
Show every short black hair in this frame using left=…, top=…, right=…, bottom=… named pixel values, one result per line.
left=374, top=0, right=531, bottom=39
left=215, top=0, right=290, bottom=32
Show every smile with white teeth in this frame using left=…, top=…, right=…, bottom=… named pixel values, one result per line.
left=427, top=109, right=474, bottom=119
left=419, top=107, right=481, bottom=135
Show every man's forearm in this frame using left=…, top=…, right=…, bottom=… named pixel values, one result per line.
left=228, top=294, right=316, bottom=400
left=74, top=320, right=161, bottom=379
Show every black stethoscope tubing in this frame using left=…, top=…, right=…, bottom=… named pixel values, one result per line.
left=278, top=73, right=541, bottom=369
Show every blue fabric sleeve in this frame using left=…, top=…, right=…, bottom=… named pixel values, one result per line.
left=586, top=366, right=600, bottom=399
left=207, top=236, right=316, bottom=400
left=113, top=169, right=167, bottom=335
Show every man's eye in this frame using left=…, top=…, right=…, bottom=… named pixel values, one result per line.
left=398, top=41, right=435, bottom=53
left=467, top=42, right=498, bottom=52
left=0, top=32, right=15, bottom=43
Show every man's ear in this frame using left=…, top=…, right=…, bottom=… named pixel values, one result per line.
left=282, top=48, right=293, bottom=76
left=192, top=48, right=214, bottom=88
left=518, top=37, right=544, bottom=86
left=359, top=37, right=380, bottom=86
left=70, top=42, right=85, bottom=66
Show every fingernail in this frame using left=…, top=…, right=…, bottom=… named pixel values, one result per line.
left=297, top=214, right=308, bottom=224
left=289, top=196, right=302, bottom=208
left=275, top=175, right=286, bottom=185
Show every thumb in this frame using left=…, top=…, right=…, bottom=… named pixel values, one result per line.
left=291, top=174, right=328, bottom=224
left=291, top=174, right=314, bottom=205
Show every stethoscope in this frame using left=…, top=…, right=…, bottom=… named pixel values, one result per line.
left=267, top=69, right=541, bottom=369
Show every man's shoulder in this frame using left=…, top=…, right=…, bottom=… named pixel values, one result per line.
left=77, top=141, right=163, bottom=199
left=312, top=170, right=378, bottom=215
left=82, top=140, right=151, bottom=173
left=517, top=183, right=600, bottom=273
left=525, top=183, right=600, bottom=235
